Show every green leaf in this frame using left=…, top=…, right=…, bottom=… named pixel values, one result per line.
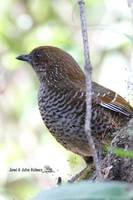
left=32, top=181, right=133, bottom=200
left=112, top=147, right=133, bottom=158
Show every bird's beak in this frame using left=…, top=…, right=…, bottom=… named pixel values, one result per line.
left=16, top=54, right=32, bottom=63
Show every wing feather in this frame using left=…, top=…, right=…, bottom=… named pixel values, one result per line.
left=92, top=82, right=133, bottom=117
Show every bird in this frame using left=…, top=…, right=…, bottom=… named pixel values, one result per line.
left=16, top=46, right=133, bottom=164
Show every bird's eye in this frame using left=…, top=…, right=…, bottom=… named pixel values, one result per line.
left=32, top=49, right=47, bottom=63
left=35, top=52, right=42, bottom=59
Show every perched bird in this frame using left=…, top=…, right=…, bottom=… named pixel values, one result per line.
left=17, top=46, right=133, bottom=163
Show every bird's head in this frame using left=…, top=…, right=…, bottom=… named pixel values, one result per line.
left=16, top=46, right=85, bottom=88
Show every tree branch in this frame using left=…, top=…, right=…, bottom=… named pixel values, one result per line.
left=78, top=0, right=102, bottom=180
left=127, top=0, right=133, bottom=105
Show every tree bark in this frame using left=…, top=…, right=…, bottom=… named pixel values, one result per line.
left=93, top=119, right=133, bottom=182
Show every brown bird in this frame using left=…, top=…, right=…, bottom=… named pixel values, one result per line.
left=16, top=46, right=133, bottom=163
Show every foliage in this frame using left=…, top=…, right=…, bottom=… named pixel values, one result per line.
left=112, top=147, right=133, bottom=158
left=33, top=181, right=133, bottom=200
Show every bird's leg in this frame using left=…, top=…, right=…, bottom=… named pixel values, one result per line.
left=68, top=156, right=94, bottom=183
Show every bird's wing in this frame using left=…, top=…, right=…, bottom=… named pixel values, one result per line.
left=92, top=82, right=133, bottom=117
left=99, top=93, right=133, bottom=117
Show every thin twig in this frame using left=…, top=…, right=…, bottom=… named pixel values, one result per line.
left=128, top=0, right=133, bottom=7
left=78, top=0, right=102, bottom=180
left=127, top=0, right=133, bottom=105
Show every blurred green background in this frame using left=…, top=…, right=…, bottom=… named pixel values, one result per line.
left=0, top=0, right=132, bottom=199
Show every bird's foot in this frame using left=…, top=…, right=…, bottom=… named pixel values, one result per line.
left=68, top=164, right=94, bottom=183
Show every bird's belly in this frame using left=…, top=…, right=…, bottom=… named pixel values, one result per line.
left=38, top=105, right=118, bottom=157
left=41, top=109, right=91, bottom=156
left=38, top=88, right=128, bottom=157
left=38, top=101, right=91, bottom=156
